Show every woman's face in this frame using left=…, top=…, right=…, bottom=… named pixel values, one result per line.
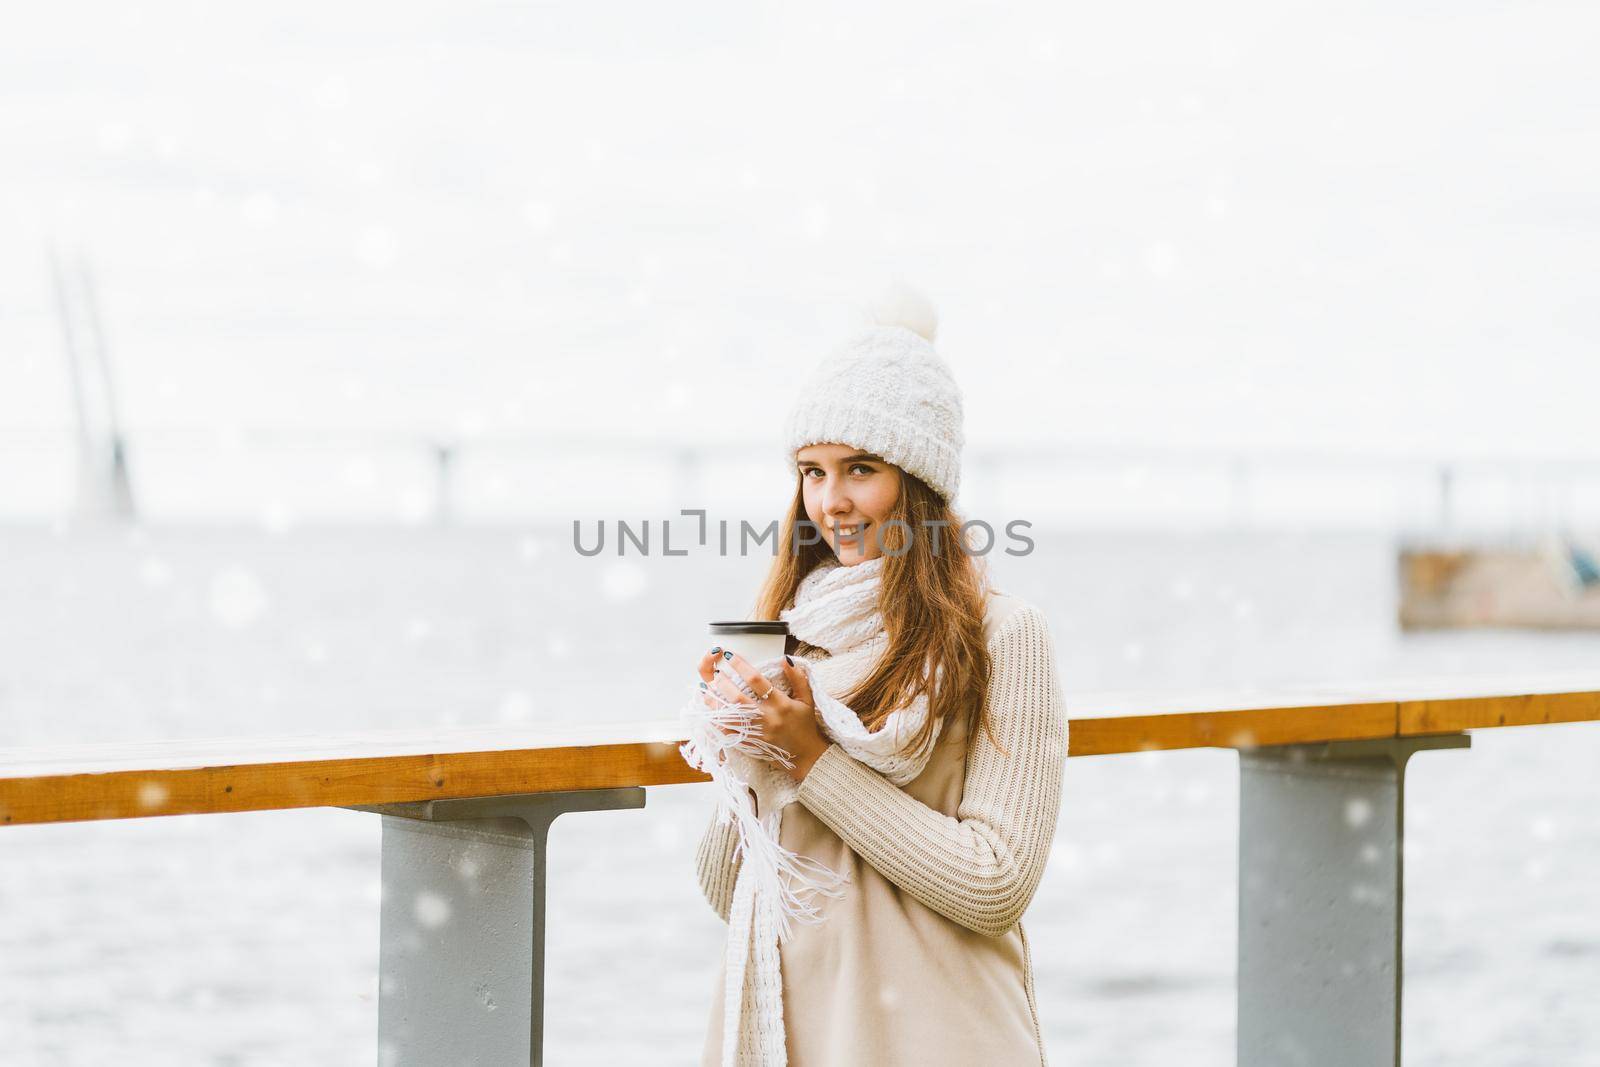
left=796, top=443, right=901, bottom=565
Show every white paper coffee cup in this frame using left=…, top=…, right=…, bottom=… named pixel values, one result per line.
left=708, top=620, right=789, bottom=671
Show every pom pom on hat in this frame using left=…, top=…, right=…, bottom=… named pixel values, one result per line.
left=868, top=282, right=939, bottom=344
left=782, top=283, right=965, bottom=505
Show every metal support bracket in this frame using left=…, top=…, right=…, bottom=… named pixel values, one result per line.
left=1236, top=733, right=1469, bottom=1067
left=346, top=787, right=646, bottom=1066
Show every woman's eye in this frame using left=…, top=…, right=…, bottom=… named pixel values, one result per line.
left=800, top=465, right=871, bottom=477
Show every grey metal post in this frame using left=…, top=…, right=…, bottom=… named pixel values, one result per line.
left=1236, top=734, right=1469, bottom=1067
left=348, top=788, right=646, bottom=1066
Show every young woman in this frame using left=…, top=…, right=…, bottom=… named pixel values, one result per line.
left=689, top=295, right=1068, bottom=1066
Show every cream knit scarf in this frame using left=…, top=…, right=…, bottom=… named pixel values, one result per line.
left=678, top=554, right=943, bottom=1066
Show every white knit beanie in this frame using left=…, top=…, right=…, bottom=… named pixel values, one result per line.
left=782, top=287, right=966, bottom=505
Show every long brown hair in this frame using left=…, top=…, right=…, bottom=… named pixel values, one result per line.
left=753, top=466, right=1002, bottom=759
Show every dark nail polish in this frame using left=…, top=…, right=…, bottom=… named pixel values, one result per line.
left=710, top=646, right=721, bottom=655
left=785, top=655, right=794, bottom=665
left=723, top=651, right=733, bottom=660
left=699, top=681, right=707, bottom=689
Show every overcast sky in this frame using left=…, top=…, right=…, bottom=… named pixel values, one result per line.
left=2, top=2, right=1597, bottom=515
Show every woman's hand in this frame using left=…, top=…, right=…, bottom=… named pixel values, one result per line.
left=696, top=646, right=831, bottom=783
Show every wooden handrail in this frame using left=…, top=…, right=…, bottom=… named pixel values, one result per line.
left=3, top=672, right=1598, bottom=827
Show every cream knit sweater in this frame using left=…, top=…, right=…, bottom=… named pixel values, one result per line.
left=695, top=598, right=1067, bottom=1062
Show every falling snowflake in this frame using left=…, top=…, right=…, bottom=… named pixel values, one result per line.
left=600, top=560, right=649, bottom=602
left=139, top=557, right=173, bottom=589
left=209, top=567, right=268, bottom=628
left=498, top=691, right=533, bottom=724
left=414, top=892, right=451, bottom=929
left=1344, top=797, right=1374, bottom=829
left=137, top=780, right=169, bottom=810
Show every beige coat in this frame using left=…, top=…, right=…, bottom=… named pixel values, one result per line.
left=695, top=592, right=1068, bottom=1065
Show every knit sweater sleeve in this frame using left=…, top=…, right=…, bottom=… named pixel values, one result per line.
left=794, top=602, right=1067, bottom=938
left=693, top=798, right=745, bottom=923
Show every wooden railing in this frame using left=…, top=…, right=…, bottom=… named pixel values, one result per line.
left=3, top=674, right=1596, bottom=827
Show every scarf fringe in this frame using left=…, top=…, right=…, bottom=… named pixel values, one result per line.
left=679, top=674, right=851, bottom=944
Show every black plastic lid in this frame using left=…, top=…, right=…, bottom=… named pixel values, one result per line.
left=708, top=621, right=789, bottom=635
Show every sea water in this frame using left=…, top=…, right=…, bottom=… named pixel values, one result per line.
left=0, top=524, right=1595, bottom=1065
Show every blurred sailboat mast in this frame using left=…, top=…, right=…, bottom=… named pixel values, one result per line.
left=50, top=244, right=136, bottom=521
